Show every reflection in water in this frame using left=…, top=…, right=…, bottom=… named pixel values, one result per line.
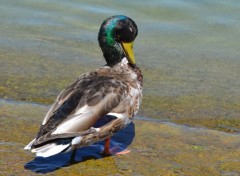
left=24, top=122, right=135, bottom=174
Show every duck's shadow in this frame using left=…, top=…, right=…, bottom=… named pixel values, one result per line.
left=24, top=122, right=135, bottom=174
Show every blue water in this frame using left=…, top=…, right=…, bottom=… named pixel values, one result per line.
left=0, top=1, right=239, bottom=130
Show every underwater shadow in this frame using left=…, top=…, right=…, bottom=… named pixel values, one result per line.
left=24, top=122, right=135, bottom=174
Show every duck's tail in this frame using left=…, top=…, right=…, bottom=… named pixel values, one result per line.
left=24, top=136, right=74, bottom=158
left=24, top=133, right=95, bottom=158
left=24, top=138, right=36, bottom=150
left=31, top=143, right=71, bottom=157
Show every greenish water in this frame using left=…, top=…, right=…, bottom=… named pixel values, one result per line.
left=0, top=0, right=240, bottom=132
left=1, top=98, right=240, bottom=175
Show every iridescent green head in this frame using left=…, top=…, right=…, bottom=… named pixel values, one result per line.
left=98, top=15, right=138, bottom=66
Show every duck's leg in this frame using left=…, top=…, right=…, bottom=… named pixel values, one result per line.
left=102, top=137, right=111, bottom=155
left=102, top=137, right=131, bottom=156
left=83, top=116, right=132, bottom=155
left=70, top=149, right=77, bottom=163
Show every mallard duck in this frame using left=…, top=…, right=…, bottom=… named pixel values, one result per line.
left=24, top=15, right=143, bottom=159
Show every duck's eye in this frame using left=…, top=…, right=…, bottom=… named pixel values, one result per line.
left=129, top=27, right=133, bottom=32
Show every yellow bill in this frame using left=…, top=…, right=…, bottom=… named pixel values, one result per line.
left=121, top=42, right=136, bottom=65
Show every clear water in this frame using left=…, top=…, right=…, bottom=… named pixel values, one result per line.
left=0, top=0, right=240, bottom=131
left=1, top=1, right=240, bottom=174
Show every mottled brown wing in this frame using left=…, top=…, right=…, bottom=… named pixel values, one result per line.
left=33, top=73, right=128, bottom=147
left=41, top=74, right=90, bottom=126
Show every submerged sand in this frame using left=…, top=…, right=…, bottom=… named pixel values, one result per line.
left=0, top=99, right=239, bottom=176
left=0, top=1, right=240, bottom=175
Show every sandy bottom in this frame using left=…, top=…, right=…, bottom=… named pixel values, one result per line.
left=0, top=99, right=240, bottom=176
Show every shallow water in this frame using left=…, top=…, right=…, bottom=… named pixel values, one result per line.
left=0, top=1, right=240, bottom=174
left=0, top=99, right=240, bottom=175
left=1, top=0, right=240, bottom=132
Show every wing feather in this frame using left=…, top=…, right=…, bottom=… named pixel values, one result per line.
left=32, top=72, right=128, bottom=148
left=41, top=78, right=82, bottom=125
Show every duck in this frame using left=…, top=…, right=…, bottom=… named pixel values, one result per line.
left=24, top=15, right=143, bottom=159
